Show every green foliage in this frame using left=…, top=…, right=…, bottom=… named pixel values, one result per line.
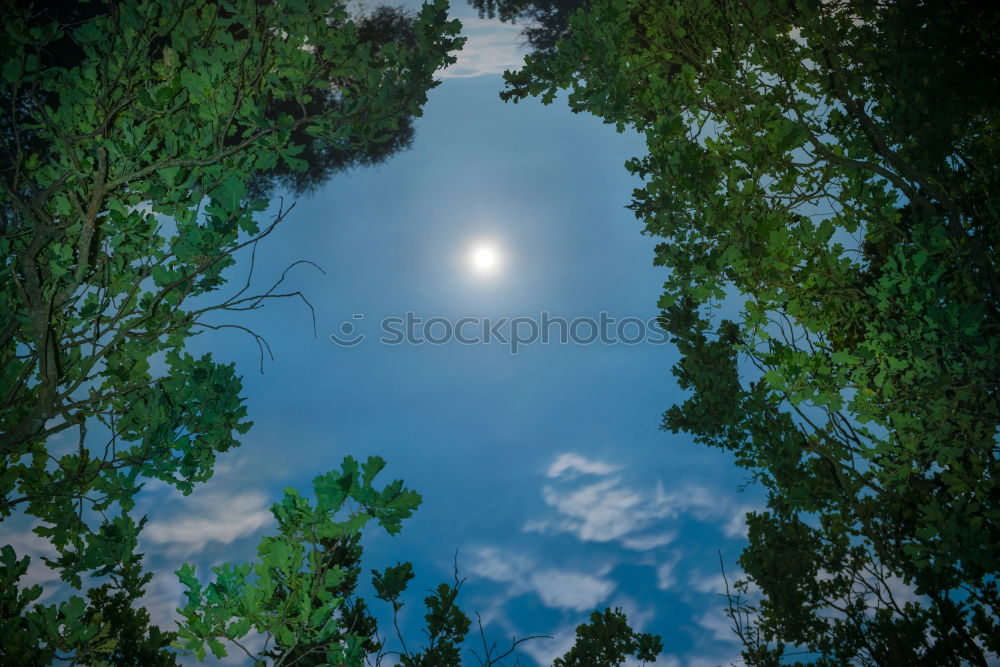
left=173, top=455, right=474, bottom=666
left=174, top=456, right=415, bottom=664
left=82, top=555, right=180, bottom=666
left=501, top=0, right=999, bottom=664
left=398, top=580, right=471, bottom=667
left=553, top=607, right=662, bottom=667
left=0, top=546, right=178, bottom=665
left=1, top=0, right=462, bottom=661
left=373, top=561, right=416, bottom=611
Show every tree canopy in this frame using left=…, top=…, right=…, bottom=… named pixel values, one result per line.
left=553, top=607, right=662, bottom=667
left=498, top=0, right=999, bottom=663
left=0, top=0, right=463, bottom=660
left=0, top=1, right=665, bottom=664
left=1, top=0, right=460, bottom=568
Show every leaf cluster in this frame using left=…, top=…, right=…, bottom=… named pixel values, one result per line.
left=553, top=607, right=662, bottom=667
left=0, top=546, right=178, bottom=666
left=174, top=455, right=464, bottom=666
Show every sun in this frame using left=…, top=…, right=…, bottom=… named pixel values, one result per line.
left=469, top=243, right=501, bottom=274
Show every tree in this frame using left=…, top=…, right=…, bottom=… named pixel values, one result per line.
left=0, top=546, right=179, bottom=666
left=499, top=0, right=999, bottom=664
left=2, top=1, right=433, bottom=200
left=173, top=455, right=430, bottom=665
left=1, top=0, right=462, bottom=658
left=553, top=607, right=662, bottom=667
left=81, top=555, right=181, bottom=666
left=242, top=4, right=437, bottom=198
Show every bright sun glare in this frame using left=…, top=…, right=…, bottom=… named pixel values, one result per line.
left=470, top=244, right=500, bottom=274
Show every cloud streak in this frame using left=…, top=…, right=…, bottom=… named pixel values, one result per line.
left=143, top=488, right=272, bottom=558
left=530, top=570, right=616, bottom=612
left=548, top=452, right=623, bottom=479
left=469, top=546, right=615, bottom=612
left=526, top=453, right=760, bottom=547
left=440, top=18, right=527, bottom=79
left=2, top=524, right=62, bottom=602
left=466, top=453, right=765, bottom=665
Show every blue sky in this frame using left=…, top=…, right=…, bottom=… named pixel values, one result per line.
left=6, top=4, right=766, bottom=665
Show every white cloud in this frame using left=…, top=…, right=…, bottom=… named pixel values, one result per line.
left=467, top=546, right=615, bottom=612
left=538, top=478, right=668, bottom=542
left=522, top=518, right=551, bottom=534
left=140, top=566, right=186, bottom=632
left=530, top=453, right=763, bottom=549
left=547, top=453, right=623, bottom=479
left=529, top=570, right=615, bottom=612
left=481, top=454, right=769, bottom=666
left=608, top=594, right=656, bottom=632
left=721, top=506, right=755, bottom=539
left=520, top=625, right=578, bottom=667
left=880, top=574, right=922, bottom=608
left=143, top=489, right=272, bottom=558
left=623, top=531, right=677, bottom=551
left=694, top=609, right=740, bottom=644
left=219, top=630, right=267, bottom=664
left=688, top=566, right=754, bottom=597
left=691, top=572, right=727, bottom=595
left=656, top=552, right=683, bottom=591
left=2, top=525, right=61, bottom=601
left=440, top=17, right=527, bottom=79
left=469, top=546, right=533, bottom=583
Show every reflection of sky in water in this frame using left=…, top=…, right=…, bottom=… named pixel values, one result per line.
left=7, top=15, right=765, bottom=665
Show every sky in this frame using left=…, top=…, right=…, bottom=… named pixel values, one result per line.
left=6, top=3, right=766, bottom=665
